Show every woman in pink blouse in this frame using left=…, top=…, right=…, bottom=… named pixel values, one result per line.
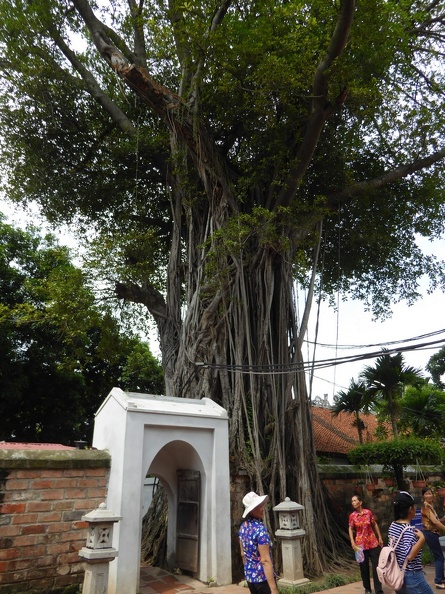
left=349, top=494, right=384, bottom=594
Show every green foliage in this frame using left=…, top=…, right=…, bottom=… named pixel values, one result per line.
left=0, top=216, right=164, bottom=444
left=399, top=384, right=445, bottom=438
left=279, top=572, right=358, bottom=594
left=360, top=351, right=425, bottom=437
left=203, top=206, right=315, bottom=288
left=332, top=379, right=371, bottom=444
left=427, top=346, right=445, bottom=390
left=349, top=437, right=445, bottom=468
left=0, top=0, right=444, bottom=319
left=120, top=342, right=164, bottom=394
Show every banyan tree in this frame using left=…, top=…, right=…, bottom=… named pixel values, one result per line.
left=1, top=0, right=445, bottom=574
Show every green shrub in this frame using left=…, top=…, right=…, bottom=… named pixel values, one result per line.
left=279, top=571, right=359, bottom=594
left=422, top=545, right=434, bottom=566
left=324, top=574, right=350, bottom=587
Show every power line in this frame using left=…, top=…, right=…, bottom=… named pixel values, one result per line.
left=304, top=329, right=445, bottom=350
left=193, top=336, right=445, bottom=375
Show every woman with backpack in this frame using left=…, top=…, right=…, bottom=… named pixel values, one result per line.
left=349, top=494, right=384, bottom=594
left=388, top=491, right=433, bottom=593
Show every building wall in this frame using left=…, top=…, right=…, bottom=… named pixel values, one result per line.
left=0, top=449, right=110, bottom=594
left=319, top=465, right=444, bottom=538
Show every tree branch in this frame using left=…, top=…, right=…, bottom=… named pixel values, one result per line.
left=49, top=28, right=137, bottom=135
left=411, top=63, right=445, bottom=98
left=276, top=0, right=355, bottom=208
left=298, top=220, right=323, bottom=348
left=328, top=146, right=445, bottom=207
left=115, top=281, right=167, bottom=323
left=72, top=0, right=236, bottom=209
left=210, top=0, right=233, bottom=32
left=187, top=0, right=233, bottom=107
left=127, top=0, right=148, bottom=68
left=71, top=0, right=133, bottom=65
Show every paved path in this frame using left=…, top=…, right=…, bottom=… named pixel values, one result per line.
left=139, top=566, right=245, bottom=594
left=139, top=564, right=438, bottom=594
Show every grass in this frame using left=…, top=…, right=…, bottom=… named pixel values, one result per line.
left=279, top=571, right=360, bottom=594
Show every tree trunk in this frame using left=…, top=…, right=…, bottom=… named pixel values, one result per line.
left=168, top=212, right=349, bottom=574
left=389, top=393, right=399, bottom=438
left=394, top=464, right=407, bottom=491
left=141, top=486, right=169, bottom=569
left=71, top=3, right=352, bottom=573
left=355, top=412, right=364, bottom=445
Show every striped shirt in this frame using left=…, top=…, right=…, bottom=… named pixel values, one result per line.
left=387, top=522, right=423, bottom=572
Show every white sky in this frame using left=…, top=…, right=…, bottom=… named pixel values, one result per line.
left=304, top=237, right=445, bottom=401
left=2, top=199, right=444, bottom=402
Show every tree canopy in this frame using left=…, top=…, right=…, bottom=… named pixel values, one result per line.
left=0, top=0, right=445, bottom=574
left=0, top=215, right=163, bottom=444
left=427, top=346, right=445, bottom=390
left=1, top=1, right=444, bottom=313
left=399, top=383, right=445, bottom=438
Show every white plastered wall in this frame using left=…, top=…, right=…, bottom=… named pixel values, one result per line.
left=92, top=388, right=232, bottom=594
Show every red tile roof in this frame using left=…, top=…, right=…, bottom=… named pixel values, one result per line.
left=311, top=406, right=380, bottom=455
left=0, top=441, right=76, bottom=450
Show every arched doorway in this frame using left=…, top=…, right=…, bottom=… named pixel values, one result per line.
left=144, top=443, right=204, bottom=573
left=92, top=388, right=232, bottom=594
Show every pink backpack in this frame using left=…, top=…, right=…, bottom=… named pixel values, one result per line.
left=376, top=525, right=411, bottom=590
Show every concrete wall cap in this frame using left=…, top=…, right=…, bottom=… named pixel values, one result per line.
left=96, top=387, right=228, bottom=419
left=0, top=448, right=111, bottom=469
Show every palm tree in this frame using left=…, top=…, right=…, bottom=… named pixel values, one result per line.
left=360, top=350, right=424, bottom=438
left=332, top=379, right=371, bottom=444
left=399, top=384, right=445, bottom=438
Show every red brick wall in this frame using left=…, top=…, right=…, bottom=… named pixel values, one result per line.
left=319, top=466, right=445, bottom=538
left=0, top=449, right=110, bottom=594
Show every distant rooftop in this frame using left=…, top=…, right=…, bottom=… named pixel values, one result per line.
left=312, top=406, right=380, bottom=456
left=0, top=441, right=76, bottom=450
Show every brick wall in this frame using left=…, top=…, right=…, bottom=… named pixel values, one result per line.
left=0, top=449, right=110, bottom=594
left=1, top=452, right=442, bottom=593
left=318, top=465, right=445, bottom=538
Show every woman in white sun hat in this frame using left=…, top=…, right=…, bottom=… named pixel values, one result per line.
left=238, top=491, right=278, bottom=594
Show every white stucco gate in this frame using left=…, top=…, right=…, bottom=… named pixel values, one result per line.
left=92, top=388, right=232, bottom=594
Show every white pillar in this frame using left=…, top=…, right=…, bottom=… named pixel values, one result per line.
left=273, top=497, right=310, bottom=587
left=78, top=503, right=121, bottom=594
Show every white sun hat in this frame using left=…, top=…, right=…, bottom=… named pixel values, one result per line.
left=242, top=491, right=269, bottom=518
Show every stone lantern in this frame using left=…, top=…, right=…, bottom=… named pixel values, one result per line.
left=273, top=497, right=309, bottom=587
left=78, top=502, right=122, bottom=594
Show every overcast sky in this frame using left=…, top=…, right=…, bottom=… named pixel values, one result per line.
left=305, top=237, right=445, bottom=401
